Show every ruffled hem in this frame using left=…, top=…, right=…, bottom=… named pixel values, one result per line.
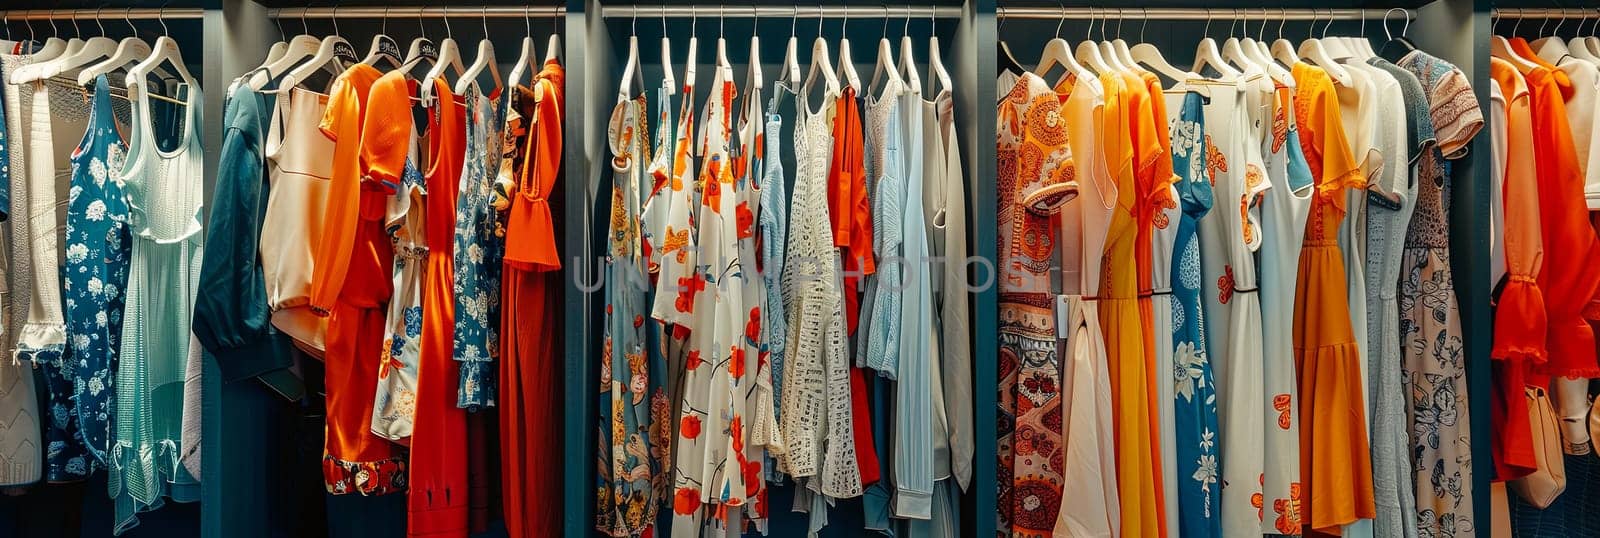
left=14, top=324, right=65, bottom=364
left=1493, top=278, right=1548, bottom=363
left=322, top=454, right=408, bottom=496
left=1535, top=317, right=1600, bottom=378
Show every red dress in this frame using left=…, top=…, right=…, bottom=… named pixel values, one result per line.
left=410, top=78, right=468, bottom=538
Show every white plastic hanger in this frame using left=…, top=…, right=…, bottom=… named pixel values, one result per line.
left=279, top=9, right=355, bottom=92
left=748, top=12, right=763, bottom=91
left=1127, top=10, right=1191, bottom=84
left=248, top=9, right=320, bottom=90
left=543, top=11, right=561, bottom=63
left=1492, top=12, right=1542, bottom=72
left=836, top=12, right=862, bottom=93
left=782, top=12, right=801, bottom=87
left=1074, top=8, right=1111, bottom=75
left=1271, top=9, right=1302, bottom=69
left=399, top=9, right=438, bottom=79
left=1532, top=15, right=1574, bottom=66
left=363, top=7, right=403, bottom=69
left=869, top=7, right=904, bottom=94
left=1568, top=14, right=1600, bottom=63
left=1582, top=9, right=1600, bottom=60
left=1108, top=13, right=1138, bottom=73
left=507, top=7, right=538, bottom=91
left=926, top=6, right=951, bottom=96
left=714, top=5, right=731, bottom=72
left=1296, top=10, right=1353, bottom=85
left=125, top=15, right=195, bottom=94
left=1192, top=11, right=1242, bottom=79
left=684, top=9, right=699, bottom=90
left=13, top=10, right=117, bottom=84
left=1036, top=8, right=1092, bottom=85
left=661, top=11, right=676, bottom=95
left=802, top=7, right=840, bottom=97
left=1096, top=10, right=1132, bottom=72
left=26, top=15, right=68, bottom=63
left=419, top=13, right=466, bottom=104
left=898, top=7, right=922, bottom=94
left=80, top=9, right=165, bottom=86
left=1246, top=9, right=1292, bottom=84
left=455, top=7, right=503, bottom=95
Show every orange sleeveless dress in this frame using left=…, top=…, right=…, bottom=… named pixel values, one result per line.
left=1290, top=62, right=1375, bottom=535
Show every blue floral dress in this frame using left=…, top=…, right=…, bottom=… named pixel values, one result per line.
left=452, top=88, right=505, bottom=410
left=1168, top=90, right=1220, bottom=537
left=56, top=74, right=130, bottom=479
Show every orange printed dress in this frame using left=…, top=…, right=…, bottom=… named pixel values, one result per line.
left=1098, top=71, right=1165, bottom=538
left=1289, top=62, right=1375, bottom=535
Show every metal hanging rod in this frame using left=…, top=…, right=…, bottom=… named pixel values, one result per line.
left=0, top=9, right=204, bottom=20
left=599, top=5, right=963, bottom=19
left=996, top=7, right=1409, bottom=21
left=1492, top=8, right=1600, bottom=19
left=268, top=6, right=567, bottom=19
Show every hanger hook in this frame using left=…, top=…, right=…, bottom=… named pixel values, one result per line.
left=482, top=5, right=489, bottom=40
left=1359, top=7, right=1366, bottom=37
left=1512, top=9, right=1523, bottom=36
left=841, top=6, right=848, bottom=36
left=416, top=5, right=426, bottom=40
left=718, top=2, right=724, bottom=39
left=1383, top=7, right=1401, bottom=41
left=816, top=4, right=822, bottom=37
left=381, top=5, right=389, bottom=36
left=68, top=9, right=80, bottom=39
left=1115, top=9, right=1124, bottom=39
left=882, top=3, right=890, bottom=38
left=331, top=3, right=340, bottom=40
left=95, top=5, right=107, bottom=37
left=1203, top=9, right=1213, bottom=39
left=1087, top=6, right=1096, bottom=41
left=904, top=2, right=912, bottom=37
left=523, top=6, right=531, bottom=38
left=158, top=3, right=169, bottom=37
left=690, top=5, right=697, bottom=37
left=790, top=4, right=797, bottom=37
left=1539, top=11, right=1550, bottom=37
left=1141, top=8, right=1149, bottom=43
left=126, top=7, right=136, bottom=40
left=1052, top=1, right=1064, bottom=38
left=444, top=8, right=453, bottom=39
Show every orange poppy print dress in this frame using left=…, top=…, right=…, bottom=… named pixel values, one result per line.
left=1290, top=62, right=1376, bottom=535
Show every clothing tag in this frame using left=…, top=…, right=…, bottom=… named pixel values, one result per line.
left=1056, top=295, right=1072, bottom=340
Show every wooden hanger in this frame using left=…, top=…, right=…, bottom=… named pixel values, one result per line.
left=455, top=7, right=502, bottom=95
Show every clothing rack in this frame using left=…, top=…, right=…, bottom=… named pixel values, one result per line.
left=598, top=5, right=963, bottom=19
left=1492, top=8, right=1600, bottom=19
left=996, top=7, right=1411, bottom=21
left=267, top=6, right=567, bottom=19
left=0, top=9, right=205, bottom=20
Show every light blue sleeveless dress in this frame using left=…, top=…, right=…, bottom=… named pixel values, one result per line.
left=111, top=81, right=204, bottom=534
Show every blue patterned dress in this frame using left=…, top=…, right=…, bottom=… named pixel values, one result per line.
left=55, top=75, right=130, bottom=479
left=1168, top=90, right=1220, bottom=537
left=451, top=88, right=499, bottom=409
left=452, top=87, right=505, bottom=410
